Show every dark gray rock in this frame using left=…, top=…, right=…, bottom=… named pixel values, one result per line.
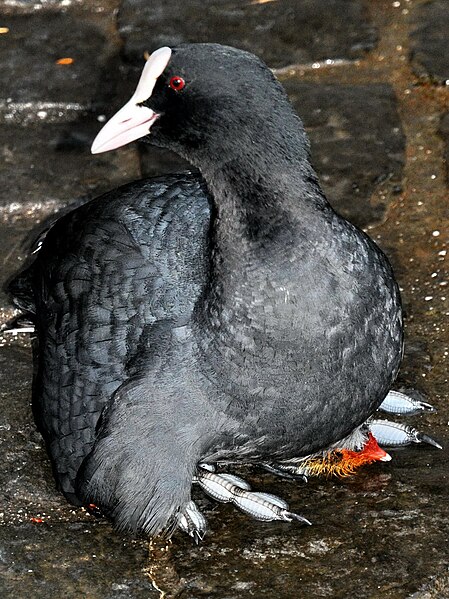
left=118, top=0, right=378, bottom=68
left=0, top=522, right=156, bottom=598
left=283, top=81, right=405, bottom=228
left=0, top=344, right=76, bottom=518
left=0, top=119, right=140, bottom=209
left=0, top=342, right=54, bottom=515
left=0, top=0, right=120, bottom=15
left=410, top=0, right=449, bottom=82
left=0, top=12, right=118, bottom=104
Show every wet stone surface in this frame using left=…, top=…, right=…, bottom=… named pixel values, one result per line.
left=119, top=0, right=378, bottom=68
left=409, top=0, right=449, bottom=82
left=171, top=474, right=449, bottom=598
left=283, top=81, right=405, bottom=228
left=0, top=344, right=68, bottom=519
left=0, top=12, right=119, bottom=104
left=0, top=0, right=121, bottom=14
left=0, top=120, right=140, bottom=209
left=0, top=522, right=156, bottom=598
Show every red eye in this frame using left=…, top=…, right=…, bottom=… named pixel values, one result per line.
left=169, top=76, right=186, bottom=92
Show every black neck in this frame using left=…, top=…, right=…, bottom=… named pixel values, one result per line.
left=191, top=113, right=331, bottom=331
left=199, top=108, right=327, bottom=248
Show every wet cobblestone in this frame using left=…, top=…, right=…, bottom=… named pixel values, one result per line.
left=0, top=11, right=117, bottom=104
left=410, top=0, right=449, bottom=82
left=1, top=120, right=140, bottom=209
left=0, top=523, right=155, bottom=598
left=0, top=0, right=448, bottom=597
left=283, top=81, right=405, bottom=228
left=119, top=0, right=377, bottom=68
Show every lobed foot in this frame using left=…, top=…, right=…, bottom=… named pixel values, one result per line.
left=194, top=467, right=311, bottom=526
left=368, top=419, right=442, bottom=450
left=178, top=390, right=440, bottom=541
left=176, top=500, right=208, bottom=543
left=378, top=390, right=436, bottom=416
left=372, top=390, right=442, bottom=449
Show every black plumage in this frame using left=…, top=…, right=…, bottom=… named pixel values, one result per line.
left=10, top=44, right=403, bottom=536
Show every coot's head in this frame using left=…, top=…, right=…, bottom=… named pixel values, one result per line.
left=91, top=43, right=304, bottom=164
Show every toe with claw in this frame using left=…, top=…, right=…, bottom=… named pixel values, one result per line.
left=368, top=419, right=443, bottom=450
left=378, top=390, right=436, bottom=416
left=195, top=467, right=311, bottom=526
left=178, top=389, right=441, bottom=541
left=176, top=500, right=208, bottom=543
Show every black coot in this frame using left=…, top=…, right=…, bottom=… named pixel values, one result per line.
left=10, top=44, right=403, bottom=536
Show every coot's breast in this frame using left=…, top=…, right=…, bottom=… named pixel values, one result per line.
left=194, top=214, right=403, bottom=461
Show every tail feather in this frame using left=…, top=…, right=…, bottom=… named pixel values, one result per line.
left=6, top=265, right=36, bottom=313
